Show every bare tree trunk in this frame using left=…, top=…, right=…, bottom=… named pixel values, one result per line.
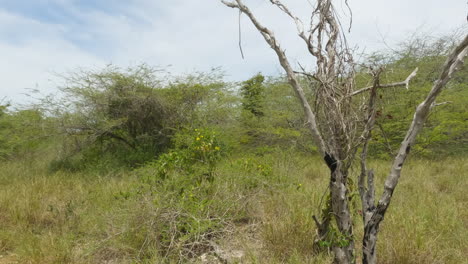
left=362, top=221, right=378, bottom=264
left=330, top=165, right=355, bottom=264
left=360, top=35, right=468, bottom=264
left=221, top=1, right=355, bottom=263
left=221, top=1, right=467, bottom=263
left=323, top=153, right=355, bottom=263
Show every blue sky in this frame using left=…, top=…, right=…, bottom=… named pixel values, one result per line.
left=0, top=0, right=467, bottom=104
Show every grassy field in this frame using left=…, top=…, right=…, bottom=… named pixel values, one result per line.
left=0, top=151, right=466, bottom=263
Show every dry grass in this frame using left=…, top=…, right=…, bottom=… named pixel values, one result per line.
left=0, top=153, right=466, bottom=263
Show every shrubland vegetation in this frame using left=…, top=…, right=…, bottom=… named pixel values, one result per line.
left=0, top=36, right=467, bottom=263
left=360, top=36, right=468, bottom=157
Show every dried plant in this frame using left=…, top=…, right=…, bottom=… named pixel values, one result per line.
left=221, top=0, right=468, bottom=263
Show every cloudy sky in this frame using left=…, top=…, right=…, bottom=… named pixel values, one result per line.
left=0, top=0, right=466, bottom=104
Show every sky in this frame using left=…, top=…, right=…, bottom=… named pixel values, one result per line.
left=0, top=0, right=466, bottom=104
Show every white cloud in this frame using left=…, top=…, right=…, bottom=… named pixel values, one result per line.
left=0, top=10, right=105, bottom=104
left=0, top=0, right=466, bottom=104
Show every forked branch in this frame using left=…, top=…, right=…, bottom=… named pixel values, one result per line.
left=376, top=35, right=468, bottom=223
left=361, top=34, right=468, bottom=264
left=358, top=67, right=382, bottom=225
left=268, top=0, right=316, bottom=55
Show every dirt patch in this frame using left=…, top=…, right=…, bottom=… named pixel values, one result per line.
left=195, top=220, right=263, bottom=263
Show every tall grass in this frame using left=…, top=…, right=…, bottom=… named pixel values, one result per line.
left=0, top=151, right=466, bottom=263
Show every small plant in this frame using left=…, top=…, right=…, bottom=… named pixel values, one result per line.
left=138, top=127, right=225, bottom=185
left=187, top=128, right=224, bottom=180
left=131, top=128, right=236, bottom=261
left=234, top=157, right=272, bottom=177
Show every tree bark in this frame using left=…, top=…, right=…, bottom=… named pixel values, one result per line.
left=221, top=0, right=327, bottom=157
left=330, top=165, right=355, bottom=264
left=221, top=0, right=468, bottom=263
left=361, top=34, right=468, bottom=264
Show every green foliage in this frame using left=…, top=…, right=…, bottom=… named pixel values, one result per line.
left=43, top=66, right=168, bottom=168
left=130, top=139, right=278, bottom=261
left=0, top=105, right=50, bottom=160
left=241, top=73, right=265, bottom=117
left=239, top=75, right=314, bottom=153
left=0, top=31, right=467, bottom=264
left=45, top=65, right=231, bottom=170
left=358, top=35, right=468, bottom=158
left=143, top=174, right=228, bottom=261
left=1, top=140, right=467, bottom=263
left=1, top=30, right=468, bottom=264
left=138, top=127, right=225, bottom=183
left=232, top=157, right=272, bottom=177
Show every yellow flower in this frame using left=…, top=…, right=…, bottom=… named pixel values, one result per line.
left=215, top=146, right=220, bottom=151
left=196, top=137, right=200, bottom=141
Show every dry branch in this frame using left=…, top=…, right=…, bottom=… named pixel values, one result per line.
left=351, top=67, right=418, bottom=96
left=432, top=101, right=453, bottom=107
left=222, top=0, right=327, bottom=156
left=358, top=67, right=381, bottom=226
left=222, top=1, right=357, bottom=262
left=362, top=34, right=468, bottom=264
left=221, top=1, right=467, bottom=264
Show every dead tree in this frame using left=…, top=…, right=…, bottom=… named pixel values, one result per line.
left=221, top=0, right=468, bottom=263
left=358, top=36, right=468, bottom=264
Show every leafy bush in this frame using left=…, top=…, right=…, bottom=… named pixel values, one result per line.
left=44, top=65, right=230, bottom=170
left=238, top=75, right=314, bottom=153
left=139, top=128, right=225, bottom=183
left=358, top=35, right=468, bottom=158
left=0, top=105, right=50, bottom=160
left=241, top=73, right=265, bottom=117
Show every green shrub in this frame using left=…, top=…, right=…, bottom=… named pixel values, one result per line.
left=42, top=65, right=231, bottom=170
left=139, top=128, right=225, bottom=183
left=0, top=105, right=51, bottom=160
left=361, top=35, right=468, bottom=158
